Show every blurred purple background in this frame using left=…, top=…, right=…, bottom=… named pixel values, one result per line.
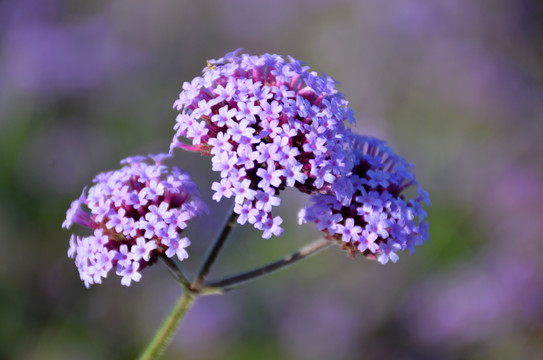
left=1, top=0, right=542, bottom=359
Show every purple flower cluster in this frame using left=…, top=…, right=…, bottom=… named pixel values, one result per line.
left=63, top=49, right=430, bottom=286
left=299, top=135, right=430, bottom=264
left=171, top=49, right=354, bottom=238
left=63, top=154, right=207, bottom=287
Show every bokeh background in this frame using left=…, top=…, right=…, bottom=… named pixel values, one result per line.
left=1, top=0, right=543, bottom=359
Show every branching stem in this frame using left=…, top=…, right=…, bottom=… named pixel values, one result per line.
left=160, top=256, right=191, bottom=290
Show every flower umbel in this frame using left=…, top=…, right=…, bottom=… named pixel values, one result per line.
left=63, top=154, right=207, bottom=287
left=171, top=49, right=354, bottom=238
left=299, top=134, right=430, bottom=264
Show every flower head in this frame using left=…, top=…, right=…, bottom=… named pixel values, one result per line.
left=63, top=154, right=207, bottom=287
left=299, top=135, right=430, bottom=264
left=171, top=49, right=355, bottom=237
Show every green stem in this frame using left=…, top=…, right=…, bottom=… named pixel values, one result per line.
left=137, top=291, right=197, bottom=360
left=202, top=238, right=332, bottom=293
left=144, top=210, right=331, bottom=358
left=191, top=209, right=238, bottom=291
left=160, top=256, right=191, bottom=290
left=139, top=209, right=239, bottom=359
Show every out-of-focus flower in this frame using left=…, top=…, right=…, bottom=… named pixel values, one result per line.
left=62, top=154, right=207, bottom=287
left=299, top=134, right=430, bottom=263
left=1, top=13, right=145, bottom=96
left=171, top=49, right=354, bottom=238
left=401, top=256, right=543, bottom=347
left=216, top=0, right=297, bottom=39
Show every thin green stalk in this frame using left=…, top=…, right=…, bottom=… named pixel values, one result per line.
left=160, top=256, right=191, bottom=290
left=139, top=209, right=239, bottom=359
left=144, top=209, right=331, bottom=359
left=138, top=291, right=197, bottom=360
left=191, top=209, right=238, bottom=291
left=202, top=238, right=332, bottom=293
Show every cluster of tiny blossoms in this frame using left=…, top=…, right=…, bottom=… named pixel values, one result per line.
left=63, top=51, right=431, bottom=290
left=171, top=49, right=354, bottom=238
left=63, top=154, right=207, bottom=287
left=299, top=135, right=430, bottom=264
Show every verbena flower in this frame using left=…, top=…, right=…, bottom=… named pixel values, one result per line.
left=63, top=154, right=207, bottom=287
left=298, top=134, right=430, bottom=264
left=171, top=49, right=354, bottom=238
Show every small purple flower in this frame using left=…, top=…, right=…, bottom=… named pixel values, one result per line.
left=114, top=244, right=133, bottom=268
left=212, top=106, right=237, bottom=127
left=63, top=189, right=94, bottom=229
left=164, top=237, right=191, bottom=261
left=62, top=154, right=207, bottom=287
left=256, top=164, right=283, bottom=191
left=211, top=179, right=233, bottom=202
left=336, top=218, right=362, bottom=243
left=260, top=216, right=284, bottom=239
left=171, top=50, right=355, bottom=238
left=234, top=201, right=260, bottom=225
left=118, top=261, right=142, bottom=287
left=255, top=191, right=281, bottom=213
left=106, top=208, right=127, bottom=233
left=299, top=134, right=430, bottom=263
left=132, top=237, right=158, bottom=262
